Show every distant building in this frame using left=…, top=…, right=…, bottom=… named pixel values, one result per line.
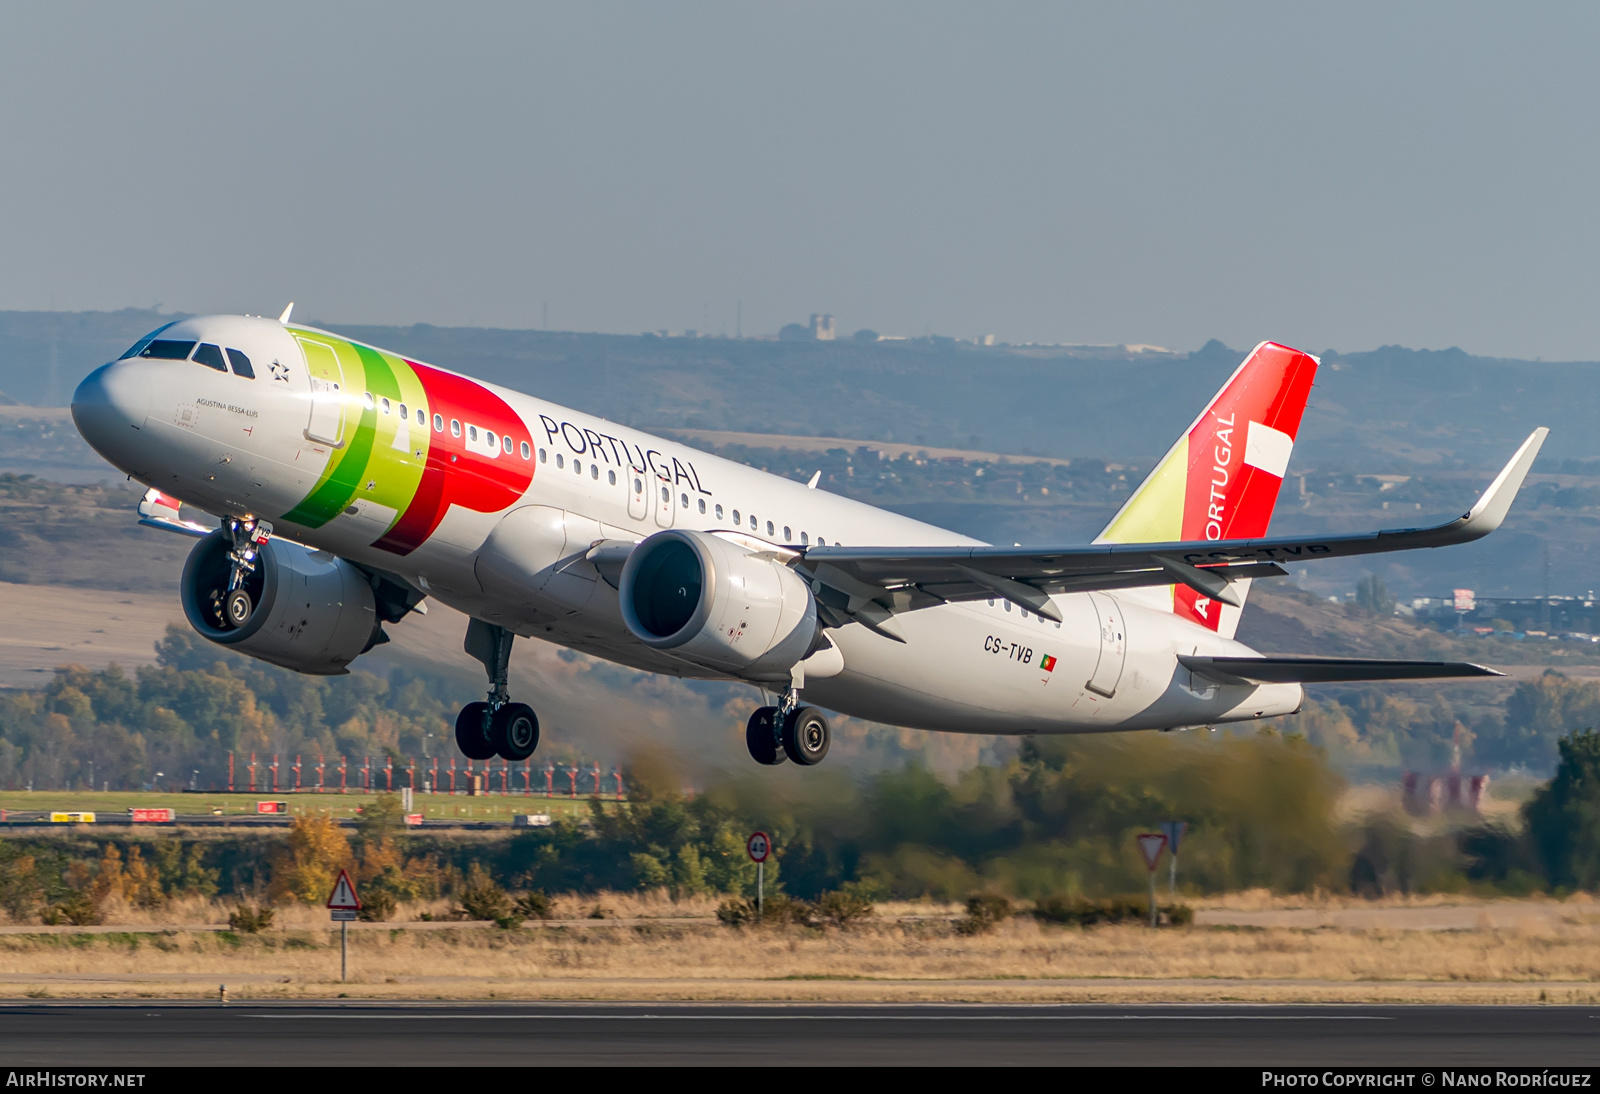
left=809, top=314, right=835, bottom=341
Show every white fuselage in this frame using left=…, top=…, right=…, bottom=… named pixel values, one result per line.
left=73, top=314, right=1302, bottom=735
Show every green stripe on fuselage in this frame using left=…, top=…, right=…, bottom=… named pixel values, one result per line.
left=282, top=333, right=429, bottom=533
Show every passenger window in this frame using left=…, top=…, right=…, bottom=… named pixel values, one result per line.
left=399, top=403, right=407, bottom=419
left=634, top=478, right=643, bottom=493
left=504, top=436, right=513, bottom=454
left=661, top=486, right=670, bottom=502
left=522, top=442, right=532, bottom=459
left=715, top=505, right=724, bottom=519
left=191, top=343, right=227, bottom=372
left=591, top=465, right=599, bottom=480
left=816, top=537, right=825, bottom=547
left=138, top=339, right=195, bottom=360
left=468, top=425, right=478, bottom=442
left=800, top=532, right=808, bottom=545
left=381, top=397, right=391, bottom=414
left=225, top=348, right=255, bottom=378
left=433, top=414, right=444, bottom=431
left=416, top=409, right=425, bottom=425
left=486, top=431, right=496, bottom=449
left=784, top=526, right=791, bottom=540
left=766, top=521, right=775, bottom=536
left=698, top=498, right=706, bottom=514
left=363, top=392, right=375, bottom=409
left=575, top=461, right=583, bottom=475
left=451, top=420, right=461, bottom=437
left=681, top=493, right=689, bottom=507
left=607, top=470, right=616, bottom=485
left=750, top=515, right=757, bottom=530
left=1003, top=601, right=1012, bottom=612
left=732, top=509, right=740, bottom=524
left=556, top=453, right=564, bottom=468
left=539, top=448, right=547, bottom=462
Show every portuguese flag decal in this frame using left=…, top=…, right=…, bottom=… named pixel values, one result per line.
left=1040, top=655, right=1057, bottom=673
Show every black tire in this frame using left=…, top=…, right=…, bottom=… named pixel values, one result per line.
left=454, top=701, right=496, bottom=760
left=224, top=588, right=253, bottom=628
left=491, top=702, right=540, bottom=761
left=782, top=706, right=830, bottom=766
left=745, top=706, right=784, bottom=765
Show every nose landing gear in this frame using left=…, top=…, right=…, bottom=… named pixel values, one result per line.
left=207, top=517, right=273, bottom=630
left=457, top=619, right=541, bottom=762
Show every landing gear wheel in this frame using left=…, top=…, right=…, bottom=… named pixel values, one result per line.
left=782, top=706, right=830, bottom=766
left=491, top=702, right=540, bottom=761
left=745, top=707, right=784, bottom=766
left=454, top=701, right=496, bottom=760
left=224, top=588, right=254, bottom=628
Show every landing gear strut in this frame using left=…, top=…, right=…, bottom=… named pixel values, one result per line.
left=212, top=517, right=272, bottom=629
left=457, top=619, right=540, bottom=761
left=745, top=685, right=830, bottom=767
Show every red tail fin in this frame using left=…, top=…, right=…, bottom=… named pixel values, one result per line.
left=1097, top=341, right=1318, bottom=635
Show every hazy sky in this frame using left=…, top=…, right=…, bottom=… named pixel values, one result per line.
left=5, top=2, right=1600, bottom=358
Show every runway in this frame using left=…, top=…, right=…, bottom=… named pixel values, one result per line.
left=0, top=1002, right=1594, bottom=1066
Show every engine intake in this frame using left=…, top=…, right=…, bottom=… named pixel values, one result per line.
left=619, top=529, right=817, bottom=678
left=181, top=530, right=384, bottom=675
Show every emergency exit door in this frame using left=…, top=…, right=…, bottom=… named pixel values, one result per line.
left=1085, top=592, right=1126, bottom=698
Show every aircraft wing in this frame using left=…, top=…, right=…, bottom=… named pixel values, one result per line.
left=794, top=428, right=1547, bottom=633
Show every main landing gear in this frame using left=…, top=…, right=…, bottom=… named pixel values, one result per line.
left=456, top=619, right=540, bottom=762
left=745, top=688, right=830, bottom=767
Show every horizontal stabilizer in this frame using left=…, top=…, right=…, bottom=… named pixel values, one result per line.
left=1179, top=655, right=1504, bottom=686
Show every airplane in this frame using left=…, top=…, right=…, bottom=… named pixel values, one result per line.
left=70, top=308, right=1547, bottom=767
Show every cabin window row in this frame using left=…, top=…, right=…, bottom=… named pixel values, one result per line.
left=532, top=448, right=834, bottom=546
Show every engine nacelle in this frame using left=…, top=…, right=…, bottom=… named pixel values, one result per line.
left=181, top=530, right=383, bottom=675
left=619, top=529, right=817, bottom=678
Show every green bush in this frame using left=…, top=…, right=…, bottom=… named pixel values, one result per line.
left=814, top=889, right=874, bottom=928
left=1031, top=895, right=1191, bottom=927
left=227, top=903, right=275, bottom=933
left=513, top=890, right=551, bottom=920
left=356, top=888, right=396, bottom=923
left=955, top=893, right=1012, bottom=935
left=1525, top=731, right=1600, bottom=889
left=456, top=864, right=513, bottom=922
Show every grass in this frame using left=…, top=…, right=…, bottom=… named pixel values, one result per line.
left=0, top=893, right=1595, bottom=1003
left=0, top=790, right=617, bottom=824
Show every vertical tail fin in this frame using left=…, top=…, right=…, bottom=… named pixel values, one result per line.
left=1095, top=341, right=1318, bottom=638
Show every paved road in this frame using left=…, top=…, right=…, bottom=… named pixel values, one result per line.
left=0, top=1003, right=1595, bottom=1066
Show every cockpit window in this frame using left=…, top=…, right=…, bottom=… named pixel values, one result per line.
left=225, top=348, right=255, bottom=379
left=118, top=322, right=179, bottom=359
left=191, top=343, right=227, bottom=372
left=139, top=340, right=197, bottom=360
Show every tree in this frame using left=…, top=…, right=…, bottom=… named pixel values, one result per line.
left=268, top=813, right=352, bottom=904
left=1524, top=731, right=1600, bottom=888
left=1355, top=574, right=1395, bottom=616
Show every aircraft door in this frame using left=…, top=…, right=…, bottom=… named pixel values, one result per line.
left=652, top=475, right=675, bottom=527
left=297, top=337, right=346, bottom=448
left=627, top=468, right=648, bottom=521
left=1084, top=592, right=1126, bottom=698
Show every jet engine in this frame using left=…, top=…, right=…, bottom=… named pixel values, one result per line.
left=619, top=529, right=817, bottom=678
left=180, top=530, right=385, bottom=675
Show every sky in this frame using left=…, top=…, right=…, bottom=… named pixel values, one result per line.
left=4, top=2, right=1600, bottom=359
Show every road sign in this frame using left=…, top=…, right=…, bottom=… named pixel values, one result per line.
left=49, top=812, right=94, bottom=823
left=747, top=831, right=771, bottom=863
left=1136, top=832, right=1167, bottom=872
left=330, top=909, right=357, bottom=921
left=132, top=808, right=175, bottom=823
left=327, top=868, right=361, bottom=911
left=257, top=801, right=288, bottom=814
left=1159, top=821, right=1187, bottom=857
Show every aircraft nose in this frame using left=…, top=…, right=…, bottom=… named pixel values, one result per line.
left=72, top=362, right=150, bottom=465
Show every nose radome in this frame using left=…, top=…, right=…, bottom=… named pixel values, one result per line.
left=72, top=362, right=151, bottom=466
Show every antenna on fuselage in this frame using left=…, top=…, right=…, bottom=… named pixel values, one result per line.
left=278, top=302, right=294, bottom=324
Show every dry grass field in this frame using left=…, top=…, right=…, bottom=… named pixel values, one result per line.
left=0, top=892, right=1596, bottom=1004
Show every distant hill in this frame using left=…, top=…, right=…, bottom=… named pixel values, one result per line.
left=1, top=310, right=1593, bottom=476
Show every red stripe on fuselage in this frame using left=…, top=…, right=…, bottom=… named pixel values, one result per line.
left=373, top=362, right=535, bottom=556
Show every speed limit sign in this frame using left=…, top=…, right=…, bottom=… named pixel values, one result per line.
left=747, top=831, right=770, bottom=863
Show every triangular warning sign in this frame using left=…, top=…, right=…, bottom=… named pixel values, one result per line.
left=326, top=868, right=361, bottom=910
left=1136, top=833, right=1167, bottom=872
